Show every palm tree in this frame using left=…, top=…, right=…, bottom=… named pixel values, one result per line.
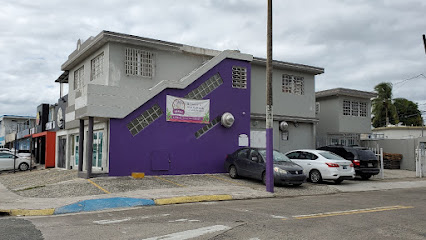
left=372, top=82, right=398, bottom=128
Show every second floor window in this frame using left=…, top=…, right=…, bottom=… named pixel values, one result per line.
left=125, top=48, right=154, bottom=78
left=74, top=66, right=84, bottom=90
left=344, top=100, right=368, bottom=117
left=282, top=74, right=304, bottom=95
left=343, top=100, right=351, bottom=116
left=91, top=52, right=104, bottom=81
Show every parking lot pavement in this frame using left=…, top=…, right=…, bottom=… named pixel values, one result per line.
left=0, top=168, right=342, bottom=199
left=0, top=168, right=423, bottom=199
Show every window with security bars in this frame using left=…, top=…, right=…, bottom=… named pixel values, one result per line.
left=360, top=102, right=367, bottom=117
left=343, top=100, right=351, bottom=116
left=195, top=116, right=221, bottom=139
left=351, top=101, right=359, bottom=116
left=125, top=48, right=154, bottom=78
left=91, top=52, right=104, bottom=81
left=74, top=66, right=84, bottom=90
left=127, top=104, right=163, bottom=136
left=343, top=100, right=368, bottom=117
left=282, top=74, right=304, bottom=95
left=184, top=73, right=223, bottom=100
left=232, top=66, right=247, bottom=89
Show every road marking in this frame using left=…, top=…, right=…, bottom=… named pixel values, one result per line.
left=87, top=179, right=111, bottom=194
left=94, top=218, right=131, bottom=225
left=271, top=215, right=288, bottom=220
left=141, top=225, right=231, bottom=240
left=154, top=176, right=186, bottom=187
left=293, top=205, right=414, bottom=220
left=206, top=174, right=251, bottom=187
left=168, top=219, right=200, bottom=223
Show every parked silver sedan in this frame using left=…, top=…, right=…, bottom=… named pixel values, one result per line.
left=0, top=151, right=31, bottom=171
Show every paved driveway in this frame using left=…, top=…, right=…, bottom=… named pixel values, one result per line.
left=0, top=168, right=420, bottom=199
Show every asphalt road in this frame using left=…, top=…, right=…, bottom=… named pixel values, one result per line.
left=1, top=187, right=426, bottom=240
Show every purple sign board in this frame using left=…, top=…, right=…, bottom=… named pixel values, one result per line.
left=109, top=58, right=251, bottom=176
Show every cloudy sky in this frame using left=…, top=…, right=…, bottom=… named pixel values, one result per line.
left=1, top=0, right=425, bottom=117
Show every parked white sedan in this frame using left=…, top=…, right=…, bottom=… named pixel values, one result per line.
left=285, top=149, right=355, bottom=184
left=0, top=151, right=31, bottom=171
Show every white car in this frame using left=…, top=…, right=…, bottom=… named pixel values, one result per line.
left=0, top=151, right=31, bottom=171
left=285, top=149, right=355, bottom=184
left=0, top=148, right=12, bottom=153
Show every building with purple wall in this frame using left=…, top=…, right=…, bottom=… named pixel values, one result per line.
left=53, top=30, right=323, bottom=177
left=109, top=58, right=251, bottom=176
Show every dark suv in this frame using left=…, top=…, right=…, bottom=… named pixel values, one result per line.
left=317, top=145, right=380, bottom=179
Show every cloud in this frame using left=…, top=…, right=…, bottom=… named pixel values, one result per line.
left=0, top=0, right=425, bottom=117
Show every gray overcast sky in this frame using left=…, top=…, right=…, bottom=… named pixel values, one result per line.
left=1, top=0, right=425, bottom=117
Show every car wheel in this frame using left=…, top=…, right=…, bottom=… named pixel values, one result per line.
left=229, top=165, right=239, bottom=179
left=262, top=172, right=266, bottom=185
left=309, top=170, right=322, bottom=183
left=361, top=174, right=372, bottom=180
left=334, top=179, right=343, bottom=184
left=19, top=163, right=29, bottom=171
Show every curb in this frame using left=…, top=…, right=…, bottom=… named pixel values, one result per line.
left=0, top=194, right=235, bottom=216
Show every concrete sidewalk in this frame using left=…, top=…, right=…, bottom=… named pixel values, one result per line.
left=0, top=169, right=425, bottom=216
left=0, top=183, right=274, bottom=216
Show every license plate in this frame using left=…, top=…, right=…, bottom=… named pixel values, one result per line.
left=368, top=163, right=373, bottom=167
left=342, top=166, right=347, bottom=169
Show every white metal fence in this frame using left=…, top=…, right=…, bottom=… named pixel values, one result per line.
left=415, top=148, right=425, bottom=178
left=369, top=147, right=384, bottom=179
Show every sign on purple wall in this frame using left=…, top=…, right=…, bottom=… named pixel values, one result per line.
left=166, top=95, right=210, bottom=124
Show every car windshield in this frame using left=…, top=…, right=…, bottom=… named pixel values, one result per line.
left=319, top=151, right=346, bottom=160
left=258, top=150, right=292, bottom=163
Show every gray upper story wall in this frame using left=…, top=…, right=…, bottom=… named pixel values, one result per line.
left=250, top=62, right=320, bottom=119
left=316, top=88, right=376, bottom=135
left=63, top=31, right=224, bottom=122
left=61, top=31, right=322, bottom=122
left=337, top=96, right=373, bottom=134
left=315, top=97, right=340, bottom=136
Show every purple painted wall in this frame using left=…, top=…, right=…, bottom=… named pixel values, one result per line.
left=109, top=58, right=251, bottom=176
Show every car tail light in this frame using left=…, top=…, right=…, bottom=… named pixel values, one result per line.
left=325, top=163, right=339, bottom=167
left=353, top=160, right=360, bottom=166
left=350, top=163, right=354, bottom=167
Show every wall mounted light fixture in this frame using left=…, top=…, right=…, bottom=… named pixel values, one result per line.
left=221, top=112, right=235, bottom=128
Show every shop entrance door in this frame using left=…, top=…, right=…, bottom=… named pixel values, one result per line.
left=58, top=137, right=66, bottom=168
left=92, top=131, right=103, bottom=170
left=72, top=135, right=79, bottom=169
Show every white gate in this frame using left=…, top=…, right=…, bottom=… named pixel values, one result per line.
left=415, top=148, right=425, bottom=178
left=369, top=146, right=384, bottom=179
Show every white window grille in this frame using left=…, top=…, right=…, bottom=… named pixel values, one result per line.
left=127, top=104, right=163, bottom=136
left=232, top=66, right=247, bottom=89
left=185, top=73, right=223, bottom=100
left=360, top=102, right=367, bottom=117
left=343, top=100, right=351, bottom=116
left=351, top=101, right=359, bottom=116
left=282, top=74, right=304, bottom=95
left=74, top=66, right=84, bottom=90
left=125, top=48, right=154, bottom=78
left=91, top=52, right=104, bottom=81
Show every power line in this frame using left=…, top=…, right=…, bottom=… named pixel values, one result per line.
left=392, top=73, right=426, bottom=88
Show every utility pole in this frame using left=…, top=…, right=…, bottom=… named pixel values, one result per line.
left=265, top=0, right=274, bottom=193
